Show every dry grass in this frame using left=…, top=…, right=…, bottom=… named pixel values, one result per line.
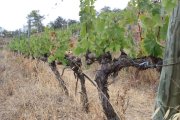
left=0, top=50, right=160, bottom=120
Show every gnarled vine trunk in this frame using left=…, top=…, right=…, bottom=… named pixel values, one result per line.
left=92, top=51, right=161, bottom=120
left=64, top=54, right=89, bottom=112
left=77, top=73, right=89, bottom=113
left=94, top=52, right=120, bottom=120
left=153, top=2, right=180, bottom=119
left=49, top=61, right=69, bottom=96
left=95, top=63, right=120, bottom=120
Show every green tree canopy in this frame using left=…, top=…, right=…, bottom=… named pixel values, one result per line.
left=27, top=10, right=44, bottom=33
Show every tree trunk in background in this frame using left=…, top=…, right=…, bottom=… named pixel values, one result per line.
left=153, top=2, right=180, bottom=119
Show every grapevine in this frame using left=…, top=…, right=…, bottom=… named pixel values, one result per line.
left=8, top=0, right=176, bottom=119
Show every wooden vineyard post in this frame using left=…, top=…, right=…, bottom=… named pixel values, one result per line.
left=153, top=1, right=180, bottom=119
left=18, top=29, right=21, bottom=54
left=27, top=19, right=31, bottom=49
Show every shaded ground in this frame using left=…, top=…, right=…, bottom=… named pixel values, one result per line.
left=0, top=38, right=159, bottom=120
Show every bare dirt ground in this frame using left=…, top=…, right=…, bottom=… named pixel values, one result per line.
left=0, top=38, right=160, bottom=120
